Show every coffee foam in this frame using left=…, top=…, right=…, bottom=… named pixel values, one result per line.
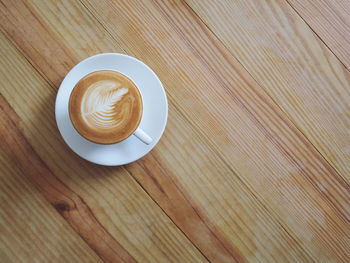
left=69, top=71, right=142, bottom=144
left=81, top=80, right=130, bottom=131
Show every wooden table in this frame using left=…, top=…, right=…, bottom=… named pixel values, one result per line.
left=0, top=0, right=349, bottom=262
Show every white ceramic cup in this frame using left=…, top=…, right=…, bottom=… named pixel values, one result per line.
left=133, top=126, right=153, bottom=144
left=69, top=70, right=153, bottom=145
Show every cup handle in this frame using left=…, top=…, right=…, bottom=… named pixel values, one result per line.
left=133, top=128, right=153, bottom=145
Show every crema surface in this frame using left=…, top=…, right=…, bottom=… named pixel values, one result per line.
left=69, top=70, right=142, bottom=144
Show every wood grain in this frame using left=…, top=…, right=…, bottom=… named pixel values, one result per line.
left=81, top=0, right=350, bottom=261
left=0, top=139, right=103, bottom=263
left=0, top=1, right=314, bottom=262
left=0, top=0, right=349, bottom=262
left=0, top=29, right=206, bottom=263
left=0, top=94, right=134, bottom=263
left=0, top=1, right=242, bottom=261
left=287, top=0, right=350, bottom=69
left=185, top=0, right=350, bottom=179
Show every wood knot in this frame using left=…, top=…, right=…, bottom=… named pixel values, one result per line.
left=54, top=202, right=70, bottom=212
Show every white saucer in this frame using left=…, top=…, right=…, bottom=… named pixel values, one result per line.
left=55, top=53, right=168, bottom=166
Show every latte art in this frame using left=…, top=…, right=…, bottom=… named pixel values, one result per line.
left=69, top=71, right=143, bottom=144
left=81, top=80, right=131, bottom=130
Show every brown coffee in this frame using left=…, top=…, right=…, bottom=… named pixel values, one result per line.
left=69, top=70, right=142, bottom=144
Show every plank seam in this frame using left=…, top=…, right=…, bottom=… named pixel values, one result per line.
left=181, top=0, right=348, bottom=185
left=284, top=0, right=350, bottom=72
left=0, top=35, right=135, bottom=263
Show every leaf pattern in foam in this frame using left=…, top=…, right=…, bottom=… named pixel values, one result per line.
left=81, top=80, right=129, bottom=129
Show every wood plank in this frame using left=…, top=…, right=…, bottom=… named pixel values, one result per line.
left=79, top=0, right=350, bottom=261
left=185, top=0, right=350, bottom=179
left=1, top=0, right=349, bottom=262
left=1, top=1, right=249, bottom=262
left=0, top=95, right=136, bottom=263
left=0, top=0, right=118, bottom=87
left=0, top=143, right=103, bottom=263
left=286, top=0, right=350, bottom=69
left=1, top=1, right=313, bottom=262
left=126, top=109, right=316, bottom=263
left=0, top=30, right=207, bottom=263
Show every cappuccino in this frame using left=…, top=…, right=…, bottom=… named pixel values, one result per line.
left=69, top=70, right=142, bottom=144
